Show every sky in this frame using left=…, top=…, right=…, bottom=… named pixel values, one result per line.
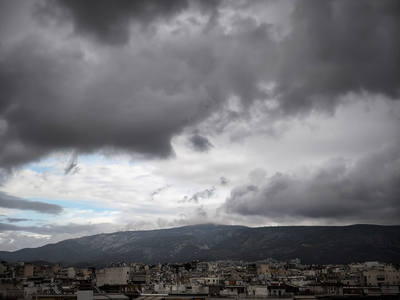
left=0, top=0, right=399, bottom=252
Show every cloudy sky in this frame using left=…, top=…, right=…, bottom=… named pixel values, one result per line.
left=0, top=0, right=399, bottom=251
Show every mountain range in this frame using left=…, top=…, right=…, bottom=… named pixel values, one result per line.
left=1, top=224, right=399, bottom=267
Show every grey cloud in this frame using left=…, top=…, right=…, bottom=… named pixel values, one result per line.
left=187, top=134, right=214, bottom=153
left=64, top=151, right=80, bottom=175
left=180, top=186, right=215, bottom=203
left=220, top=177, right=228, bottom=185
left=36, top=0, right=186, bottom=45
left=195, top=206, right=207, bottom=217
left=0, top=222, right=98, bottom=234
left=0, top=191, right=64, bottom=214
left=0, top=0, right=399, bottom=170
left=221, top=144, right=400, bottom=224
left=150, top=184, right=171, bottom=200
left=157, top=206, right=211, bottom=228
left=4, top=218, right=30, bottom=223
left=275, top=0, right=400, bottom=116
left=36, top=0, right=220, bottom=45
left=0, top=32, right=190, bottom=167
left=246, top=185, right=258, bottom=192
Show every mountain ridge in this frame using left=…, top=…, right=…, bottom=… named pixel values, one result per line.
left=1, top=223, right=399, bottom=267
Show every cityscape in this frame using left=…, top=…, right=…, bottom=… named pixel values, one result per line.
left=1, top=258, right=400, bottom=300
left=1, top=223, right=400, bottom=300
left=1, top=0, right=400, bottom=300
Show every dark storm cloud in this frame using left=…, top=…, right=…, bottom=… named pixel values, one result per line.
left=0, top=31, right=189, bottom=167
left=0, top=191, right=63, bottom=214
left=275, top=0, right=400, bottom=115
left=36, top=0, right=220, bottom=45
left=0, top=222, right=97, bottom=234
left=220, top=144, right=400, bottom=224
left=187, top=134, right=214, bottom=153
left=0, top=0, right=399, bottom=169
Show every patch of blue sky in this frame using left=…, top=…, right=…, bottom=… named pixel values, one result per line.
left=28, top=165, right=52, bottom=173
left=24, top=156, right=59, bottom=172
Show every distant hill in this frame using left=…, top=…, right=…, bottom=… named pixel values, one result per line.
left=1, top=224, right=399, bottom=267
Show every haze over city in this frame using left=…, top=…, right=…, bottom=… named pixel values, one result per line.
left=0, top=0, right=399, bottom=252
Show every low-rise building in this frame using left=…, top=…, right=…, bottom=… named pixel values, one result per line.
left=96, top=267, right=130, bottom=286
